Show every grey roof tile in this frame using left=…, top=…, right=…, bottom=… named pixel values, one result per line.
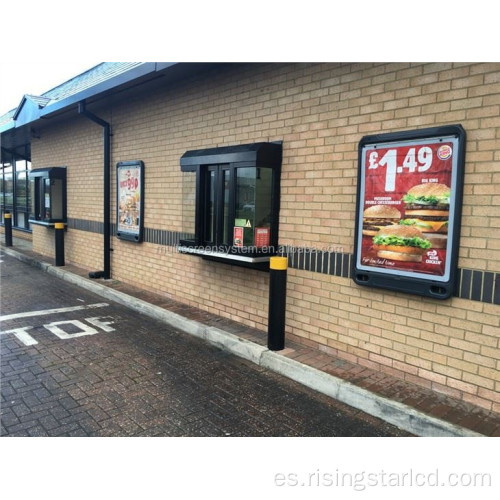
left=24, top=94, right=52, bottom=107
left=0, top=62, right=143, bottom=126
left=42, top=62, right=143, bottom=102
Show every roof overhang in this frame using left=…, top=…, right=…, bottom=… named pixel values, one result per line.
left=0, top=62, right=222, bottom=153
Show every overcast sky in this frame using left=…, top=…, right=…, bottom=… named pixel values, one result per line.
left=0, top=61, right=101, bottom=115
left=0, top=0, right=495, bottom=116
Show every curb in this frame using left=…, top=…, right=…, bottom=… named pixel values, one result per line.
left=260, top=352, right=481, bottom=437
left=1, top=246, right=484, bottom=437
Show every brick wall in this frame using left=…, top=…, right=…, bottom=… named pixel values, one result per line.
left=31, top=225, right=53, bottom=256
left=0, top=226, right=32, bottom=241
left=31, top=63, right=500, bottom=411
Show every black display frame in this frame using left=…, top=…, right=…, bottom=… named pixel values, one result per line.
left=116, top=160, right=145, bottom=243
left=352, top=125, right=466, bottom=299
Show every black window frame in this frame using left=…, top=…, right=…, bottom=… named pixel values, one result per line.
left=28, top=167, right=67, bottom=226
left=1, top=146, right=32, bottom=232
left=179, top=142, right=282, bottom=269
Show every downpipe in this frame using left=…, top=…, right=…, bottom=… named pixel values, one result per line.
left=78, top=101, right=111, bottom=279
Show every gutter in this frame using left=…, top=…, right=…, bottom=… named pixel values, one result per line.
left=78, top=101, right=111, bottom=280
left=41, top=63, right=162, bottom=119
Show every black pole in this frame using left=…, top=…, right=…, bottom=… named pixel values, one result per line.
left=4, top=212, right=13, bottom=247
left=78, top=101, right=111, bottom=279
left=55, top=222, right=65, bottom=266
left=102, top=123, right=110, bottom=278
left=268, top=256, right=288, bottom=351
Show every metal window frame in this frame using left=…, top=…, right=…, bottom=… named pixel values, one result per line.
left=28, top=167, right=67, bottom=226
left=179, top=142, right=282, bottom=269
left=0, top=146, right=32, bottom=231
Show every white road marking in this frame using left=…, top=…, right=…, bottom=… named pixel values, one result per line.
left=0, top=303, right=109, bottom=322
left=1, top=315, right=117, bottom=346
left=0, top=326, right=38, bottom=345
left=44, top=320, right=99, bottom=339
left=86, top=316, right=115, bottom=332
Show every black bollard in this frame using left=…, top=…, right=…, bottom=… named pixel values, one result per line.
left=268, top=256, right=288, bottom=351
left=55, top=222, right=65, bottom=266
left=4, top=212, right=13, bottom=247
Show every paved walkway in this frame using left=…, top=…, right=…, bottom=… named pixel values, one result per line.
left=2, top=252, right=413, bottom=437
left=2, top=237, right=500, bottom=436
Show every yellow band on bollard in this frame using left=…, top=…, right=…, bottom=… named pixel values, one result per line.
left=54, top=222, right=65, bottom=229
left=270, top=256, right=288, bottom=271
left=4, top=213, right=12, bottom=219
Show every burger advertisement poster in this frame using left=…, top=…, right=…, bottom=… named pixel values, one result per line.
left=353, top=125, right=466, bottom=299
left=116, top=160, right=145, bottom=242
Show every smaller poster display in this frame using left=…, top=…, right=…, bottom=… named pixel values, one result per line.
left=233, top=227, right=244, bottom=247
left=353, top=125, right=466, bottom=299
left=255, top=227, right=270, bottom=248
left=116, top=161, right=144, bottom=242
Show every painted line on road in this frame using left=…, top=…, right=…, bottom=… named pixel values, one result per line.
left=0, top=326, right=38, bottom=345
left=0, top=303, right=109, bottom=322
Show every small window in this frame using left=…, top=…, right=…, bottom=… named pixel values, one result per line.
left=29, top=167, right=67, bottom=226
left=3, top=166, right=13, bottom=211
left=179, top=142, right=282, bottom=268
left=1, top=154, right=33, bottom=231
left=235, top=166, right=273, bottom=247
left=181, top=170, right=196, bottom=242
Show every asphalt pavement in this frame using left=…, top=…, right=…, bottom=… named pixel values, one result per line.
left=0, top=251, right=411, bottom=437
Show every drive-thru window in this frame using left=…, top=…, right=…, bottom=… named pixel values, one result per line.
left=179, top=141, right=282, bottom=269
left=28, top=167, right=67, bottom=226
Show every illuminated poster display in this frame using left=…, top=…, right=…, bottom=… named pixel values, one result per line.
left=353, top=125, right=466, bottom=299
left=116, top=161, right=144, bottom=242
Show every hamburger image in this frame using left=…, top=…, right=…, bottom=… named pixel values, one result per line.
left=362, top=204, right=401, bottom=236
left=373, top=224, right=431, bottom=263
left=401, top=183, right=450, bottom=249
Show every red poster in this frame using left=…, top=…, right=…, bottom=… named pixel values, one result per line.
left=233, top=226, right=243, bottom=247
left=360, top=139, right=455, bottom=277
left=255, top=227, right=270, bottom=248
